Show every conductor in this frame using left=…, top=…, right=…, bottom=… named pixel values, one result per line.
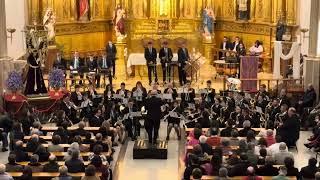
left=145, top=90, right=163, bottom=145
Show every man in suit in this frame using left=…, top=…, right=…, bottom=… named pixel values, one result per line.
left=53, top=52, right=67, bottom=72
left=106, top=41, right=117, bottom=77
left=232, top=36, right=241, bottom=52
left=89, top=108, right=103, bottom=127
left=70, top=51, right=84, bottom=85
left=98, top=51, right=113, bottom=85
left=159, top=42, right=173, bottom=83
left=201, top=80, right=216, bottom=107
left=70, top=85, right=83, bottom=106
left=145, top=90, right=163, bottom=145
left=122, top=99, right=140, bottom=140
left=144, top=42, right=158, bottom=85
left=116, top=82, right=129, bottom=98
left=177, top=43, right=189, bottom=86
left=219, top=36, right=232, bottom=59
left=86, top=53, right=100, bottom=87
left=279, top=88, right=291, bottom=107
left=278, top=107, right=300, bottom=147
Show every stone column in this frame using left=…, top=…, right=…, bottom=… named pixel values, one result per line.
left=308, top=0, right=319, bottom=56
left=0, top=0, right=7, bottom=57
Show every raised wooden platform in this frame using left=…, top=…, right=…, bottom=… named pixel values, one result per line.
left=133, top=139, right=168, bottom=159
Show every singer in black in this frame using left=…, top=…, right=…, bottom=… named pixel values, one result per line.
left=144, top=42, right=158, bottom=85
left=177, top=44, right=190, bottom=86
left=106, top=41, right=117, bottom=77
left=159, top=42, right=173, bottom=83
left=145, top=90, right=163, bottom=145
left=86, top=54, right=100, bottom=87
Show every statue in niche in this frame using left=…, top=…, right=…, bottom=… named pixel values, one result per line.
left=276, top=18, right=286, bottom=41
left=94, top=0, right=100, bottom=17
left=113, top=4, right=126, bottom=40
left=236, top=0, right=250, bottom=21
left=133, top=1, right=144, bottom=18
left=202, top=7, right=215, bottom=38
left=43, top=8, right=56, bottom=42
left=160, top=0, right=169, bottom=17
left=76, top=0, right=90, bottom=21
left=183, top=0, right=195, bottom=18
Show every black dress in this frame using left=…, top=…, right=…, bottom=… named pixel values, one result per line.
left=24, top=53, right=47, bottom=95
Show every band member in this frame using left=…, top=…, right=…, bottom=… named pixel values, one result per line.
left=274, top=104, right=288, bottom=129
left=103, top=84, right=115, bottom=106
left=148, top=82, right=162, bottom=95
left=277, top=107, right=300, bottom=147
left=166, top=101, right=182, bottom=141
left=256, top=84, right=270, bottom=99
left=61, top=94, right=79, bottom=124
left=70, top=85, right=83, bottom=106
left=99, top=51, right=113, bottom=85
left=86, top=53, right=100, bottom=87
left=180, top=81, right=196, bottom=109
left=122, top=99, right=140, bottom=140
left=131, top=81, right=147, bottom=109
left=116, top=82, right=129, bottom=104
left=177, top=44, right=190, bottom=86
left=70, top=51, right=84, bottom=85
left=87, top=84, right=101, bottom=106
left=201, top=80, right=216, bottom=107
left=145, top=90, right=163, bottom=145
left=219, top=36, right=232, bottom=59
left=279, top=89, right=291, bottom=107
left=266, top=98, right=281, bottom=129
left=159, top=42, right=173, bottom=83
left=164, top=82, right=178, bottom=103
left=106, top=41, right=117, bottom=77
left=53, top=52, right=67, bottom=71
left=236, top=107, right=252, bottom=128
left=232, top=36, right=241, bottom=52
left=144, top=42, right=158, bottom=85
left=80, top=92, right=93, bottom=119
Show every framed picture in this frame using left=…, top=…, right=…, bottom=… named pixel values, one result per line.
left=157, top=19, right=170, bottom=33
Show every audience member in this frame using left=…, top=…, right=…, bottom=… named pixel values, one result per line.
left=206, top=127, right=221, bottom=146
left=43, top=155, right=59, bottom=172
left=257, top=148, right=267, bottom=165
left=243, top=166, right=262, bottom=180
left=26, top=154, right=43, bottom=172
left=48, top=135, right=64, bottom=152
left=272, top=166, right=288, bottom=180
left=0, top=163, right=14, bottom=180
left=246, top=143, right=258, bottom=165
left=81, top=165, right=101, bottom=180
left=51, top=166, right=72, bottom=180
left=19, top=166, right=33, bottom=180
left=266, top=129, right=276, bottom=147
left=11, top=141, right=29, bottom=162
left=268, top=135, right=287, bottom=156
left=25, top=134, right=40, bottom=152
left=229, top=153, right=250, bottom=176
left=34, top=145, right=50, bottom=162
left=229, top=130, right=240, bottom=146
left=273, top=143, right=294, bottom=165
left=256, top=156, right=278, bottom=176
left=315, top=172, right=320, bottom=180
left=216, top=167, right=230, bottom=180
left=284, top=157, right=300, bottom=178
left=187, top=128, right=202, bottom=146
left=65, top=151, right=85, bottom=173
left=74, top=135, right=90, bottom=152
left=299, top=158, right=318, bottom=179
left=239, top=121, right=256, bottom=137
left=64, top=142, right=81, bottom=161
left=5, top=154, right=23, bottom=172
left=220, top=120, right=235, bottom=137
left=199, top=135, right=213, bottom=155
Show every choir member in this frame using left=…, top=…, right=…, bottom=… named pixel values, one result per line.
left=177, top=43, right=190, bottom=86
left=144, top=42, right=158, bottom=85
left=159, top=41, right=173, bottom=83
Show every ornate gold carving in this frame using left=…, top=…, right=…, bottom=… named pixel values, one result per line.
left=55, top=20, right=112, bottom=35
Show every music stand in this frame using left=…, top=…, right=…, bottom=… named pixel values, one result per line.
left=168, top=61, right=179, bottom=87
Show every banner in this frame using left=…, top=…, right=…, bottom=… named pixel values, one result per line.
left=79, top=0, right=89, bottom=17
left=240, top=56, right=259, bottom=91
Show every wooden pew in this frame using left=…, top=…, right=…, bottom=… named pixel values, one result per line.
left=40, top=126, right=115, bottom=133
left=23, top=136, right=96, bottom=141
left=27, top=151, right=111, bottom=161
left=17, top=161, right=91, bottom=166
left=8, top=172, right=102, bottom=177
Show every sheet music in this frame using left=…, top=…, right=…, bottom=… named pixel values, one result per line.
left=113, top=94, right=122, bottom=99
left=130, top=111, right=142, bottom=117
left=162, top=93, right=173, bottom=100
left=198, top=89, right=206, bottom=94
left=177, top=88, right=184, bottom=94
left=169, top=111, right=179, bottom=118
left=71, top=70, right=78, bottom=74
left=256, top=106, right=263, bottom=114
left=156, top=94, right=163, bottom=99
left=188, top=103, right=195, bottom=109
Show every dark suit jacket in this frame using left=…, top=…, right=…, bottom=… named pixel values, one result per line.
left=89, top=115, right=103, bottom=127
left=181, top=88, right=196, bottom=103
left=300, top=165, right=318, bottom=179
left=232, top=42, right=240, bottom=52
left=144, top=47, right=157, bottom=64
left=53, top=58, right=67, bottom=70
left=256, top=164, right=279, bottom=176
left=177, top=48, right=190, bottom=66
left=159, top=47, right=173, bottom=64
left=65, top=159, right=85, bottom=173
left=145, top=96, right=163, bottom=122
left=201, top=88, right=216, bottom=103
left=220, top=41, right=232, bottom=50
left=86, top=59, right=98, bottom=72
left=163, top=88, right=178, bottom=100
left=70, top=92, right=83, bottom=106
left=70, top=57, right=84, bottom=71
left=116, top=89, right=129, bottom=98
left=98, top=56, right=113, bottom=69
left=106, top=44, right=117, bottom=61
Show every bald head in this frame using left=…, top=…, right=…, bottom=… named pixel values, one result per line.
left=0, top=164, right=5, bottom=174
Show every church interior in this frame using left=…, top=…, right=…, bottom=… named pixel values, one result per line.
left=1, top=0, right=320, bottom=179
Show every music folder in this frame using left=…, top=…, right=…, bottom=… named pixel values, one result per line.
left=130, top=111, right=142, bottom=117
left=71, top=70, right=78, bottom=74
left=256, top=106, right=263, bottom=114
left=198, top=89, right=206, bottom=94
left=188, top=103, right=195, bottom=109
left=169, top=111, right=179, bottom=118
left=113, top=94, right=122, bottom=99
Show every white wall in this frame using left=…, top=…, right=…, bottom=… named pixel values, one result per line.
left=297, top=0, right=311, bottom=55
left=5, top=0, right=27, bottom=59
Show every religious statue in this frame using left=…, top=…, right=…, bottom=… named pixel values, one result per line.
left=43, top=8, right=56, bottom=42
left=236, top=0, right=249, bottom=21
left=24, top=50, right=48, bottom=95
left=113, top=4, right=126, bottom=40
left=276, top=18, right=286, bottom=41
left=202, top=7, right=215, bottom=38
left=77, top=0, right=90, bottom=21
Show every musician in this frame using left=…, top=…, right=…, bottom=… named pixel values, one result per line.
left=86, top=53, right=101, bottom=88
left=144, top=42, right=158, bottom=85
left=87, top=85, right=101, bottom=106
left=80, top=92, right=93, bottom=119
left=265, top=98, right=281, bottom=129
left=106, top=41, right=117, bottom=77
left=166, top=101, right=182, bottom=141
left=211, top=98, right=222, bottom=120
left=180, top=81, right=196, bottom=109
left=70, top=85, right=83, bottom=106
left=163, top=82, right=178, bottom=103
left=159, top=42, right=173, bottom=83
left=279, top=89, right=291, bottom=107
left=99, top=51, right=113, bottom=85
left=70, top=51, right=84, bottom=85
left=236, top=107, right=252, bottom=128
left=232, top=36, right=241, bottom=52
left=277, top=107, right=300, bottom=147
left=122, top=99, right=141, bottom=140
left=132, top=81, right=147, bottom=109
left=107, top=102, right=119, bottom=126
left=257, top=84, right=270, bottom=99
left=148, top=82, right=162, bottom=95
left=145, top=90, right=163, bottom=145
left=177, top=43, right=190, bottom=86
left=255, top=94, right=268, bottom=113
left=274, top=104, right=289, bottom=130
left=201, top=80, right=216, bottom=107
left=230, top=106, right=242, bottom=123
left=237, top=92, right=249, bottom=108
left=219, top=36, right=232, bottom=59
left=53, top=52, right=67, bottom=71
left=60, top=94, right=78, bottom=124
left=89, top=108, right=103, bottom=127
left=238, top=43, right=246, bottom=56
left=116, top=82, right=129, bottom=98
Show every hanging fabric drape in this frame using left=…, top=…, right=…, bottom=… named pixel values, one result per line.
left=273, top=41, right=301, bottom=79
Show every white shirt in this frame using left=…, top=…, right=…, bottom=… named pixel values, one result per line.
left=223, top=42, right=227, bottom=50
left=267, top=142, right=288, bottom=156
left=74, top=57, right=79, bottom=69
left=249, top=45, right=263, bottom=54
left=233, top=42, right=239, bottom=51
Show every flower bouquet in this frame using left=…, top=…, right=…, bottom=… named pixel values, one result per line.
left=5, top=71, right=24, bottom=100
left=49, top=69, right=65, bottom=96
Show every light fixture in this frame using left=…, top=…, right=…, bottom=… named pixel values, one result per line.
left=6, top=28, right=16, bottom=44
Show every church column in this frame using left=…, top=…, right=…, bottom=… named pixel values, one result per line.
left=0, top=0, right=7, bottom=57
left=308, top=0, right=319, bottom=56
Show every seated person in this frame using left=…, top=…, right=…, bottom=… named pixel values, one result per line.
left=256, top=156, right=278, bottom=176
left=5, top=154, right=23, bottom=172
left=52, top=166, right=72, bottom=180
left=249, top=40, right=263, bottom=56
left=206, top=127, right=221, bottom=147
left=273, top=143, right=294, bottom=165
left=11, top=141, right=29, bottom=162
left=43, top=155, right=59, bottom=172
left=65, top=151, right=85, bottom=173
left=239, top=120, right=256, bottom=137
left=191, top=168, right=203, bottom=180
left=229, top=130, right=240, bottom=146
left=199, top=135, right=213, bottom=155
left=25, top=134, right=40, bottom=153
left=26, top=154, right=43, bottom=172
left=33, top=145, right=50, bottom=162
left=0, top=164, right=14, bottom=180
left=228, top=153, right=250, bottom=176
left=243, top=166, right=262, bottom=180
left=73, top=136, right=90, bottom=152
left=300, top=158, right=318, bottom=179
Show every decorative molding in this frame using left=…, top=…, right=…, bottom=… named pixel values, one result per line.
left=55, top=20, right=112, bottom=36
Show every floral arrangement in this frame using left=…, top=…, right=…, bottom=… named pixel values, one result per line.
left=6, top=71, right=23, bottom=92
left=49, top=69, right=65, bottom=89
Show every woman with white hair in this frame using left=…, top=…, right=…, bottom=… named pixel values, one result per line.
left=0, top=163, right=14, bottom=180
left=64, top=142, right=82, bottom=161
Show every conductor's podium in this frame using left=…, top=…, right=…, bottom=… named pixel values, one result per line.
left=133, top=139, right=168, bottom=159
